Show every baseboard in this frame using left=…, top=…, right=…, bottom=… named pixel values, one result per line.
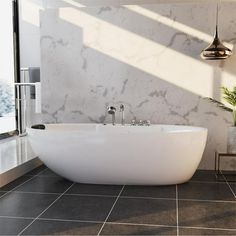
left=0, top=157, right=43, bottom=188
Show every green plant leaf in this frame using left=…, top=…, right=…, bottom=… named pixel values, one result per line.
left=221, top=86, right=236, bottom=107
left=204, top=97, right=233, bottom=112
left=206, top=87, right=236, bottom=126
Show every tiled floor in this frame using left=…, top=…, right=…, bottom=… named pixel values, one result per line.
left=0, top=166, right=235, bottom=235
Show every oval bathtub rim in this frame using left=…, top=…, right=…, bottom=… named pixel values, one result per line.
left=26, top=123, right=208, bottom=135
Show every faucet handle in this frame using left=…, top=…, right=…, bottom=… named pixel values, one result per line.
left=107, top=106, right=116, bottom=114
left=131, top=119, right=136, bottom=126
left=138, top=120, right=144, bottom=126
left=119, top=104, right=124, bottom=112
left=144, top=120, right=151, bottom=126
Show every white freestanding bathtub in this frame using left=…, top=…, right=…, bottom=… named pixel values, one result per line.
left=27, top=124, right=207, bottom=185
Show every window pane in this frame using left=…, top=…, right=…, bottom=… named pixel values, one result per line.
left=0, top=1, right=16, bottom=134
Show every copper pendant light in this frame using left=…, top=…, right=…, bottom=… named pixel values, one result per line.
left=201, top=4, right=232, bottom=60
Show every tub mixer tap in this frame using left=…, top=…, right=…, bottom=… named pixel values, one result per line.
left=119, top=104, right=125, bottom=126
left=107, top=106, right=116, bottom=125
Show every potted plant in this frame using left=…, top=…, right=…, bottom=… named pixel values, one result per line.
left=207, top=86, right=236, bottom=153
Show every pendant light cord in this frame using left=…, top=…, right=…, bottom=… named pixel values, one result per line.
left=215, top=3, right=219, bottom=38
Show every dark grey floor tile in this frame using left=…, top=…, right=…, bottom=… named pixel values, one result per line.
left=40, top=195, right=116, bottom=221
left=178, top=182, right=235, bottom=201
left=67, top=183, right=122, bottom=196
left=0, top=175, right=33, bottom=191
left=26, top=165, right=47, bottom=176
left=0, top=192, right=6, bottom=197
left=229, top=183, right=236, bottom=195
left=178, top=200, right=236, bottom=229
left=223, top=171, right=236, bottom=182
left=108, top=198, right=176, bottom=226
left=215, top=171, right=236, bottom=183
left=179, top=227, right=236, bottom=235
left=0, top=217, right=32, bottom=235
left=22, top=219, right=102, bottom=235
left=15, top=176, right=72, bottom=193
left=101, top=223, right=177, bottom=235
left=191, top=170, right=223, bottom=182
left=37, top=168, right=60, bottom=177
left=226, top=176, right=236, bottom=182
left=0, top=192, right=59, bottom=217
left=121, top=185, right=176, bottom=199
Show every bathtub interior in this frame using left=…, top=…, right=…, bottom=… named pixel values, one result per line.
left=43, top=123, right=97, bottom=131
left=35, top=123, right=207, bottom=134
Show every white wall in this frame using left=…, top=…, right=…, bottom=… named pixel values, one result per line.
left=18, top=0, right=43, bottom=127
left=19, top=0, right=43, bottom=68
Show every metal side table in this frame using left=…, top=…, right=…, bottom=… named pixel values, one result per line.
left=215, top=151, right=236, bottom=182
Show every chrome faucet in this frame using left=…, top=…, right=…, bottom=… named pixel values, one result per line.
left=119, top=104, right=125, bottom=126
left=14, top=82, right=41, bottom=136
left=107, top=106, right=116, bottom=125
left=130, top=119, right=151, bottom=126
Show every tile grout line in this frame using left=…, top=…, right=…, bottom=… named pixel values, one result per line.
left=24, top=175, right=59, bottom=178
left=177, top=198, right=236, bottom=203
left=17, top=182, right=75, bottom=236
left=221, top=171, right=236, bottom=199
left=121, top=196, right=176, bottom=201
left=39, top=217, right=103, bottom=224
left=11, top=191, right=118, bottom=198
left=105, top=221, right=177, bottom=228
left=0, top=168, right=48, bottom=200
left=12, top=191, right=62, bottom=195
left=1, top=215, right=236, bottom=232
left=1, top=191, right=235, bottom=204
left=178, top=225, right=236, bottom=232
left=0, top=215, right=34, bottom=220
left=176, top=185, right=179, bottom=236
left=97, top=185, right=125, bottom=236
left=189, top=180, right=227, bottom=184
left=105, top=222, right=236, bottom=231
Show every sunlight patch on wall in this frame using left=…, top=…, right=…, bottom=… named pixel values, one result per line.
left=222, top=71, right=236, bottom=90
left=129, top=6, right=234, bottom=49
left=59, top=7, right=214, bottom=97
left=21, top=0, right=44, bottom=27
left=125, top=6, right=213, bottom=43
left=63, top=0, right=85, bottom=8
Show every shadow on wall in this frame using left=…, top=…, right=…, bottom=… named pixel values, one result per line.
left=77, top=3, right=236, bottom=98
left=39, top=3, right=236, bottom=169
left=48, top=1, right=236, bottom=102
left=58, top=1, right=236, bottom=74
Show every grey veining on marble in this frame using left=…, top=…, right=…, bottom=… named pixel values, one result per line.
left=40, top=2, right=236, bottom=170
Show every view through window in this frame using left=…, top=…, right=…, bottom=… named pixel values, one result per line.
left=0, top=1, right=16, bottom=134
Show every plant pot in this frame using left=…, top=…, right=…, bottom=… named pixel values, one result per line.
left=227, top=126, right=236, bottom=153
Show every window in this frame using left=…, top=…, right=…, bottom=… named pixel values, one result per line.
left=0, top=0, right=19, bottom=136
